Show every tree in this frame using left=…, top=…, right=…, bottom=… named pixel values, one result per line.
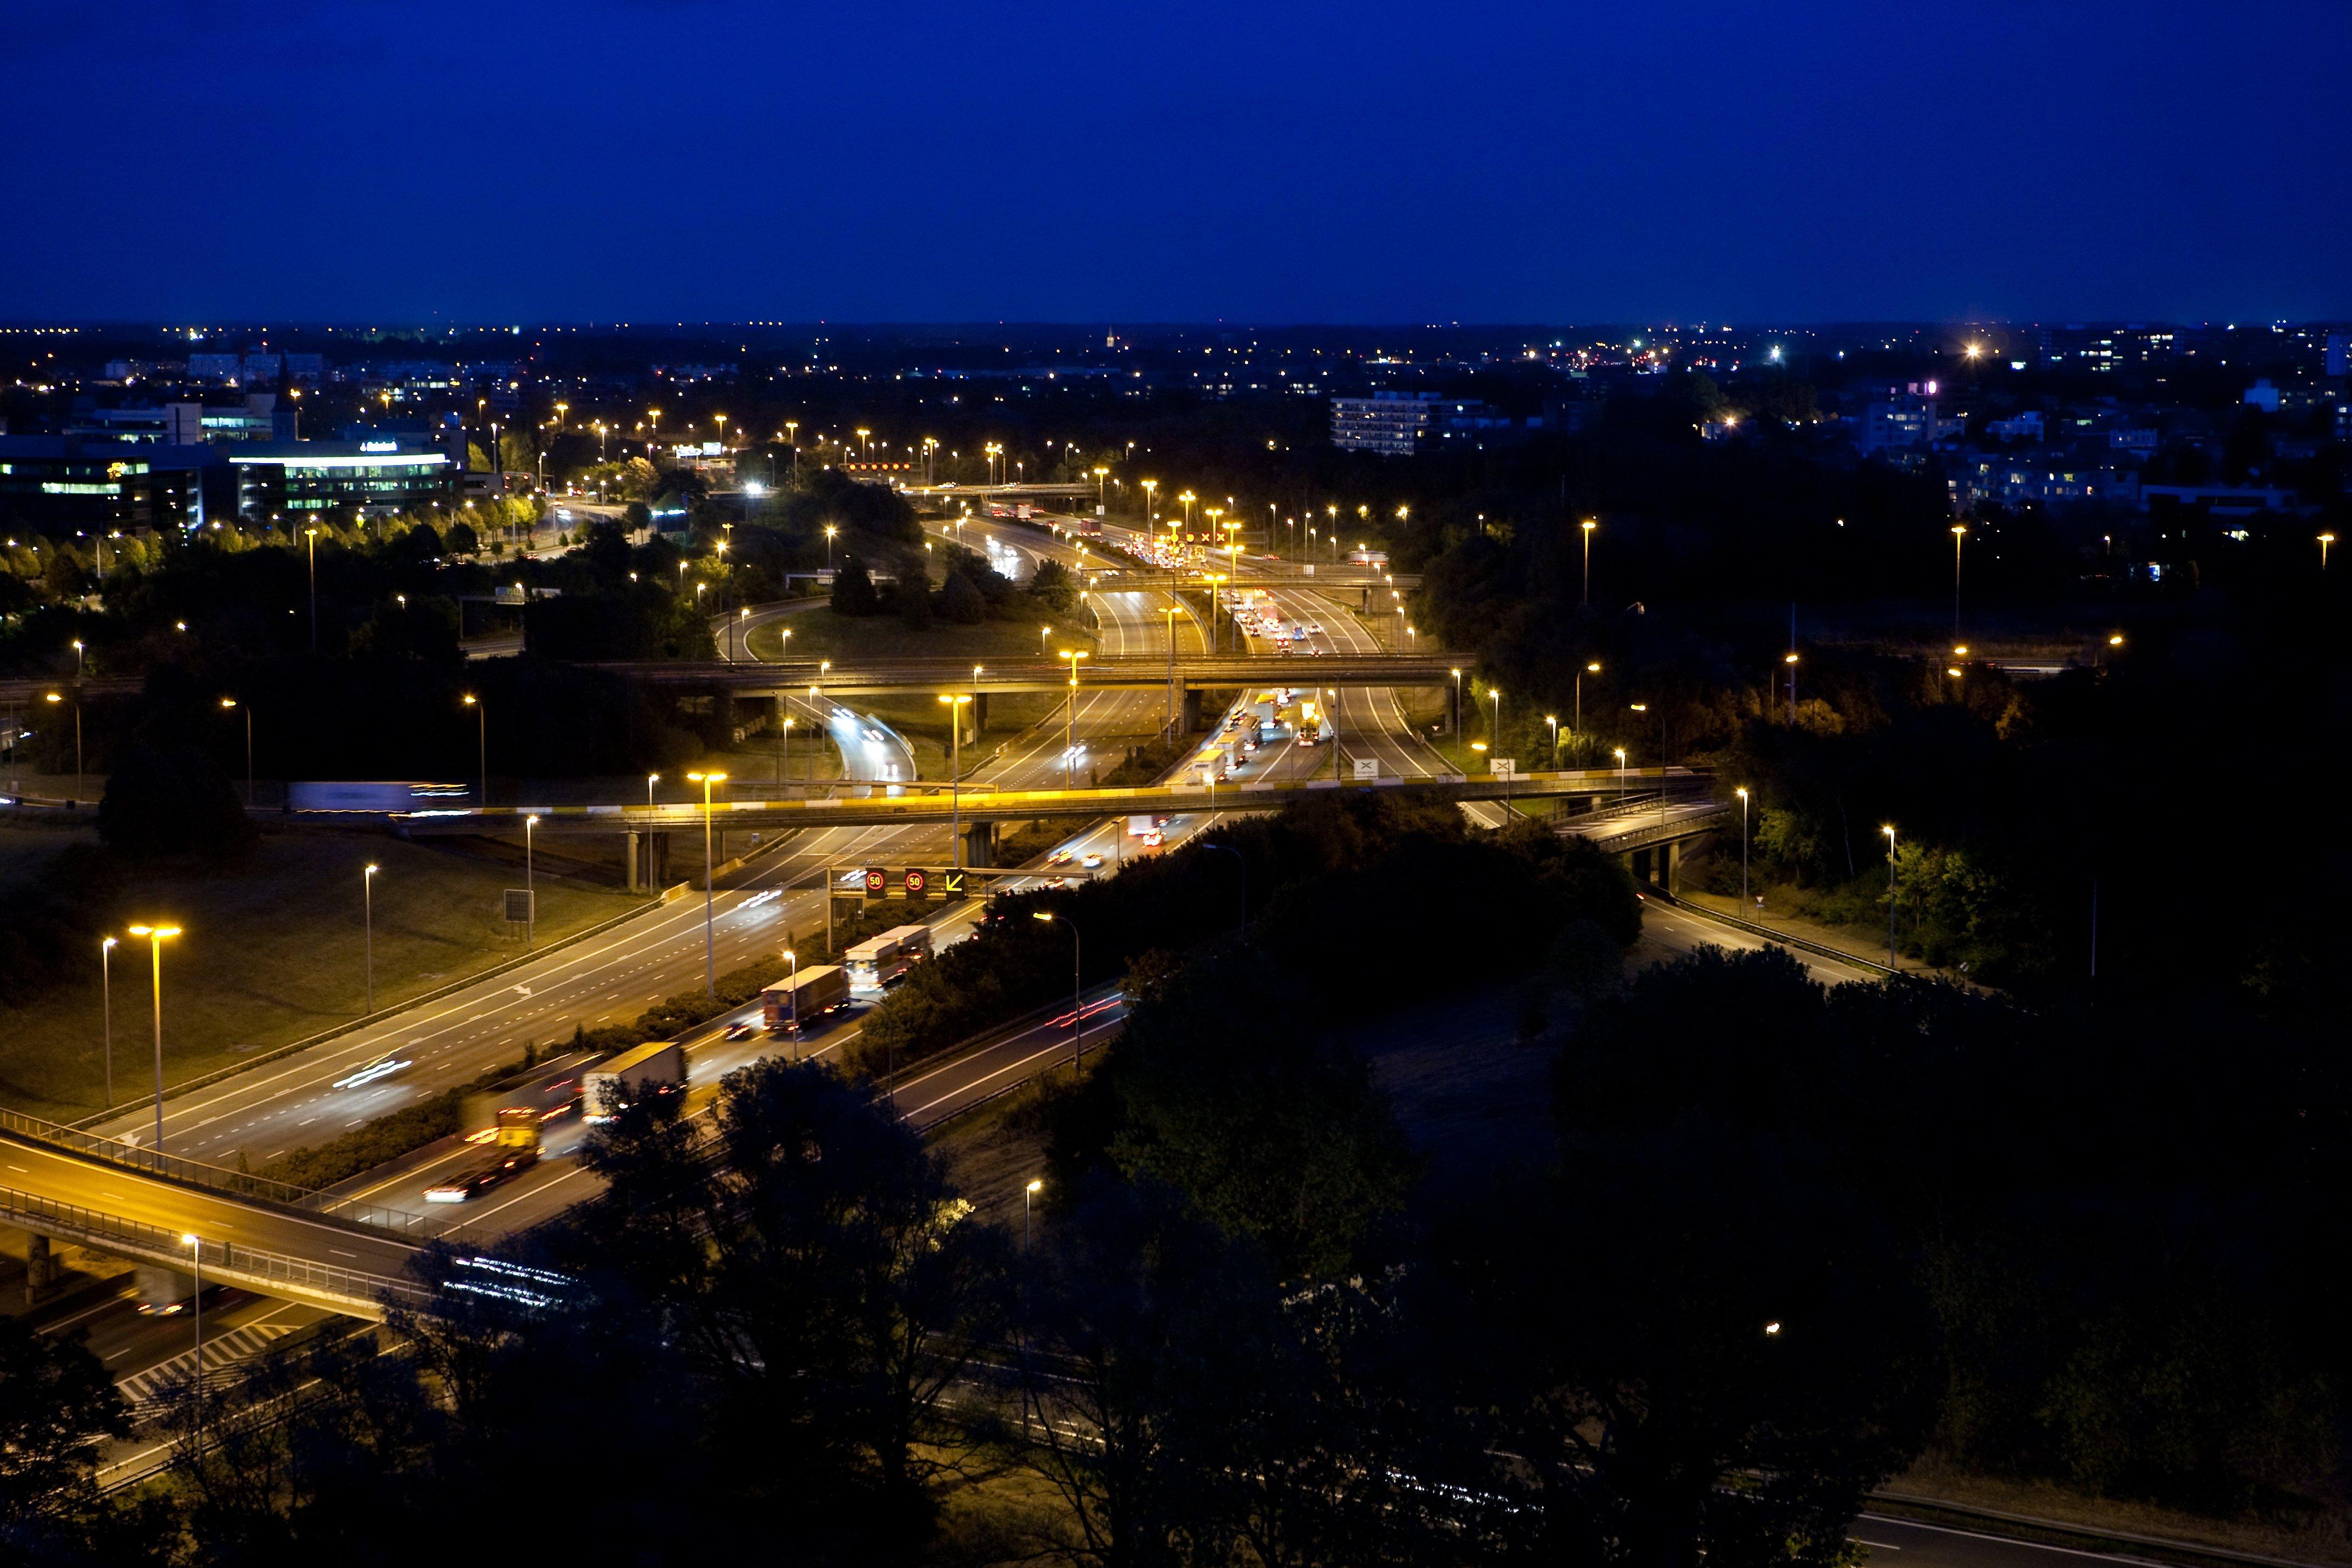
left=1027, top=556, right=1077, bottom=612
left=98, top=743, right=256, bottom=861
left=0, top=1314, right=129, bottom=1523
left=939, top=570, right=987, bottom=624
left=574, top=1058, right=1010, bottom=1558
left=831, top=555, right=878, bottom=616
left=1098, top=948, right=1416, bottom=1280
left=444, top=518, right=479, bottom=555
left=1018, top=1176, right=1276, bottom=1568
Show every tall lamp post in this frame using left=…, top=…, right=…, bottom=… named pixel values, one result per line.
left=938, top=694, right=972, bottom=867
left=127, top=923, right=181, bottom=1150
left=1735, top=788, right=1750, bottom=912
left=1881, top=824, right=1899, bottom=967
left=1580, top=518, right=1597, bottom=605
left=1032, top=911, right=1084, bottom=1065
left=363, top=864, right=379, bottom=1012
left=220, top=697, right=252, bottom=807
left=180, top=1232, right=203, bottom=1412
left=686, top=771, right=727, bottom=994
left=1574, top=661, right=1600, bottom=750
left=1056, top=650, right=1089, bottom=787
left=304, top=528, right=319, bottom=652
left=523, top=816, right=538, bottom=952
left=462, top=694, right=486, bottom=806
left=1949, top=524, right=1967, bottom=638
left=1614, top=747, right=1628, bottom=805
left=100, top=935, right=117, bottom=1109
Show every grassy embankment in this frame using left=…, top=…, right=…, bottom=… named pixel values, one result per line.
left=0, top=820, right=643, bottom=1122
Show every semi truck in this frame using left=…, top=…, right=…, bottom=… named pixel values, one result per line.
left=761, top=963, right=851, bottom=1036
left=580, top=1040, right=685, bottom=1124
left=844, top=925, right=931, bottom=995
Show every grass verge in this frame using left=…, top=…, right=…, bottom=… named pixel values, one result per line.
left=0, top=825, right=644, bottom=1121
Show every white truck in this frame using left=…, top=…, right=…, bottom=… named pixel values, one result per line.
left=845, top=924, right=931, bottom=995
left=581, top=1040, right=685, bottom=1123
left=762, top=964, right=852, bottom=1035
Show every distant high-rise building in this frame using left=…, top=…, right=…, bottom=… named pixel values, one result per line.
left=1330, top=392, right=1444, bottom=454
left=2327, top=332, right=2349, bottom=378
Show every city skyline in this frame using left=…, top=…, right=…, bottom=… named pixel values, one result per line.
left=3, top=2, right=2348, bottom=324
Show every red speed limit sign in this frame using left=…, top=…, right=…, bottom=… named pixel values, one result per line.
left=902, top=867, right=929, bottom=897
left=863, top=867, right=887, bottom=897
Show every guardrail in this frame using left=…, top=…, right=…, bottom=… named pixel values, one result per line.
left=0, top=1110, right=452, bottom=1242
left=0, top=1183, right=423, bottom=1316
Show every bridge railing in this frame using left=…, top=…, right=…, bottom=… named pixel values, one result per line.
left=0, top=1108, right=457, bottom=1243
left=0, top=1182, right=425, bottom=1314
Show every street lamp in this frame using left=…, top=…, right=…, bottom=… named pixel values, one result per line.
left=462, top=694, right=486, bottom=806
left=647, top=773, right=660, bottom=814
left=1056, top=651, right=1089, bottom=786
left=1024, top=1177, right=1043, bottom=1252
left=100, top=935, right=117, bottom=1108
left=1881, top=825, right=1899, bottom=967
left=1032, top=911, right=1084, bottom=1065
left=220, top=697, right=252, bottom=807
left=1450, top=668, right=1462, bottom=737
left=126, top=923, right=181, bottom=1150
left=686, top=771, right=728, bottom=994
left=304, top=528, right=319, bottom=651
left=181, top=1232, right=204, bottom=1409
left=1580, top=518, right=1598, bottom=605
left=2321, top=531, right=2336, bottom=570
left=523, top=815, right=538, bottom=952
left=1545, top=714, right=1559, bottom=761
left=1950, top=524, right=1968, bottom=638
left=1487, top=686, right=1502, bottom=754
left=938, top=694, right=972, bottom=867
left=44, top=692, right=81, bottom=802
left=825, top=524, right=839, bottom=572
left=1735, top=788, right=1750, bottom=912
left=1613, top=747, right=1628, bottom=804
left=363, top=864, right=380, bottom=1012
left=1783, top=651, right=1800, bottom=724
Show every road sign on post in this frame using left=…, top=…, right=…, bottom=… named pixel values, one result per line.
left=938, top=869, right=966, bottom=900
left=1490, top=758, right=1518, bottom=779
left=863, top=867, right=887, bottom=898
left=1352, top=757, right=1378, bottom=781
left=503, top=889, right=534, bottom=924
left=902, top=867, right=929, bottom=899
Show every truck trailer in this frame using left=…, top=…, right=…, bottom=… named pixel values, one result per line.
left=845, top=925, right=931, bottom=995
left=761, top=964, right=851, bottom=1035
left=581, top=1040, right=685, bottom=1123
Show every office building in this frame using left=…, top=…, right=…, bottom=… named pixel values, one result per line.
left=227, top=440, right=457, bottom=519
left=1330, top=392, right=1444, bottom=454
left=0, top=437, right=223, bottom=531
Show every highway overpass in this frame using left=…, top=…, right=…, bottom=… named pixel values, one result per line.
left=595, top=651, right=1456, bottom=695
left=300, top=765, right=1717, bottom=840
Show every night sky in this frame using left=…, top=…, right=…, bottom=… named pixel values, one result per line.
left=5, top=1, right=2347, bottom=324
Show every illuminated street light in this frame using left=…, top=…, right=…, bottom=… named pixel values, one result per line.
left=685, top=771, right=728, bottom=994
left=126, top=923, right=182, bottom=1150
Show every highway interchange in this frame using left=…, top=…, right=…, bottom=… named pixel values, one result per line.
left=16, top=503, right=1925, bottom=1520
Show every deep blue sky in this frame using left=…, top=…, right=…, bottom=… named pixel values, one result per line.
left=5, top=1, right=2347, bottom=324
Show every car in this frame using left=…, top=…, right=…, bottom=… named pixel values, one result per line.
left=1308, top=645, right=1325, bottom=656
left=1047, top=847, right=1075, bottom=864
left=1081, top=853, right=1105, bottom=869
left=425, top=1148, right=540, bottom=1204
left=1230, top=756, right=1249, bottom=770
left=1306, top=622, right=1325, bottom=634
left=722, top=1022, right=757, bottom=1041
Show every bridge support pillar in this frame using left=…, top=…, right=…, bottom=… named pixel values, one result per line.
left=626, top=832, right=642, bottom=892
left=1181, top=688, right=1204, bottom=733
left=1631, top=847, right=1654, bottom=885
left=969, top=693, right=989, bottom=739
left=24, top=1231, right=55, bottom=1305
left=961, top=820, right=997, bottom=868
left=1657, top=839, right=1677, bottom=892
left=626, top=832, right=671, bottom=890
